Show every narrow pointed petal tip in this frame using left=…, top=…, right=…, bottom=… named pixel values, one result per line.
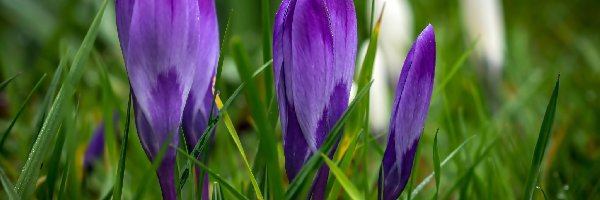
left=379, top=24, right=436, bottom=200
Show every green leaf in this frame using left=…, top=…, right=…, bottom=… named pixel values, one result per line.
left=320, top=153, right=364, bottom=200
left=0, top=167, right=20, bottom=200
left=231, top=37, right=283, bottom=199
left=411, top=135, right=476, bottom=198
left=285, top=80, right=373, bottom=200
left=523, top=76, right=560, bottom=200
left=326, top=131, right=363, bottom=200
left=432, top=39, right=478, bottom=98
left=212, top=182, right=224, bottom=200
left=113, top=93, right=132, bottom=200
left=13, top=0, right=108, bottom=198
left=222, top=111, right=263, bottom=200
left=176, top=148, right=250, bottom=200
left=0, top=73, right=21, bottom=91
left=433, top=129, right=441, bottom=200
left=0, top=74, right=46, bottom=149
left=442, top=139, right=497, bottom=200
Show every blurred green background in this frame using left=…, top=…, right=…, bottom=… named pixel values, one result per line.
left=0, top=0, right=599, bottom=199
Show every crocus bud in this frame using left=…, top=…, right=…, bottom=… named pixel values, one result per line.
left=181, top=0, right=219, bottom=198
left=83, top=122, right=106, bottom=172
left=83, top=114, right=119, bottom=173
left=273, top=0, right=357, bottom=199
left=379, top=25, right=436, bottom=200
left=115, top=0, right=214, bottom=199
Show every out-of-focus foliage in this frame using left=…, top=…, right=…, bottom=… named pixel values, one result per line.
left=0, top=0, right=598, bottom=199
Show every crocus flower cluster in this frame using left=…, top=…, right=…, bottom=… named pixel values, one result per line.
left=116, top=0, right=435, bottom=199
left=115, top=0, right=218, bottom=199
left=273, top=0, right=357, bottom=199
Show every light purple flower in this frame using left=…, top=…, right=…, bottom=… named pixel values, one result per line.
left=116, top=0, right=217, bottom=199
left=273, top=0, right=357, bottom=199
left=378, top=25, right=436, bottom=200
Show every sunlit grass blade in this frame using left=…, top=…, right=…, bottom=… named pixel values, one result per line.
left=231, top=37, right=283, bottom=199
left=0, top=72, right=21, bottom=90
left=326, top=130, right=363, bottom=200
left=285, top=80, right=373, bottom=200
left=176, top=148, right=250, bottom=200
left=113, top=93, right=132, bottom=200
left=320, top=153, right=363, bottom=200
left=177, top=58, right=272, bottom=190
left=0, top=74, right=46, bottom=149
left=13, top=0, right=108, bottom=198
left=212, top=182, right=224, bottom=200
left=410, top=135, right=477, bottom=198
left=523, top=76, right=560, bottom=200
left=433, top=129, right=441, bottom=200
left=222, top=108, right=263, bottom=199
left=0, top=167, right=19, bottom=200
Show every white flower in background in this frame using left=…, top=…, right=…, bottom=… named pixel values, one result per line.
left=359, top=0, right=413, bottom=132
left=369, top=0, right=414, bottom=84
left=461, top=0, right=506, bottom=92
left=353, top=42, right=392, bottom=133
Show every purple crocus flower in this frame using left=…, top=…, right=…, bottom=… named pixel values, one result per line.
left=83, top=122, right=106, bottom=172
left=115, top=0, right=216, bottom=199
left=181, top=0, right=219, bottom=198
left=83, top=114, right=119, bottom=172
left=378, top=25, right=436, bottom=200
left=273, top=0, right=357, bottom=199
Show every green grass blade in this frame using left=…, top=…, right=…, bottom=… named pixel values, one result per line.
left=212, top=182, right=224, bottom=200
left=113, top=94, right=132, bottom=200
left=410, top=135, right=476, bottom=198
left=442, top=139, right=497, bottom=200
left=0, top=74, right=46, bottom=149
left=222, top=111, right=263, bottom=200
left=231, top=37, right=283, bottom=199
left=285, top=80, right=373, bottom=200
left=176, top=148, right=250, bottom=200
left=177, top=58, right=271, bottom=190
left=326, top=131, right=363, bottom=200
left=320, top=153, right=364, bottom=200
left=432, top=40, right=478, bottom=98
left=0, top=167, right=19, bottom=200
left=0, top=73, right=21, bottom=90
left=433, top=129, right=441, bottom=200
left=260, top=0, right=274, bottom=101
left=523, top=76, right=560, bottom=200
left=13, top=0, right=108, bottom=198
left=31, top=55, right=67, bottom=149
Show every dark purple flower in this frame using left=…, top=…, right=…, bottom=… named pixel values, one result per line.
left=83, top=114, right=119, bottom=172
left=116, top=0, right=217, bottom=199
left=181, top=0, right=219, bottom=198
left=273, top=0, right=357, bottom=199
left=378, top=24, right=436, bottom=200
left=83, top=122, right=106, bottom=172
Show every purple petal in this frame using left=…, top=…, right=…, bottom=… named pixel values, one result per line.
left=181, top=0, right=219, bottom=161
left=273, top=0, right=356, bottom=198
left=83, top=122, right=106, bottom=172
left=379, top=24, right=436, bottom=200
left=116, top=0, right=210, bottom=199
